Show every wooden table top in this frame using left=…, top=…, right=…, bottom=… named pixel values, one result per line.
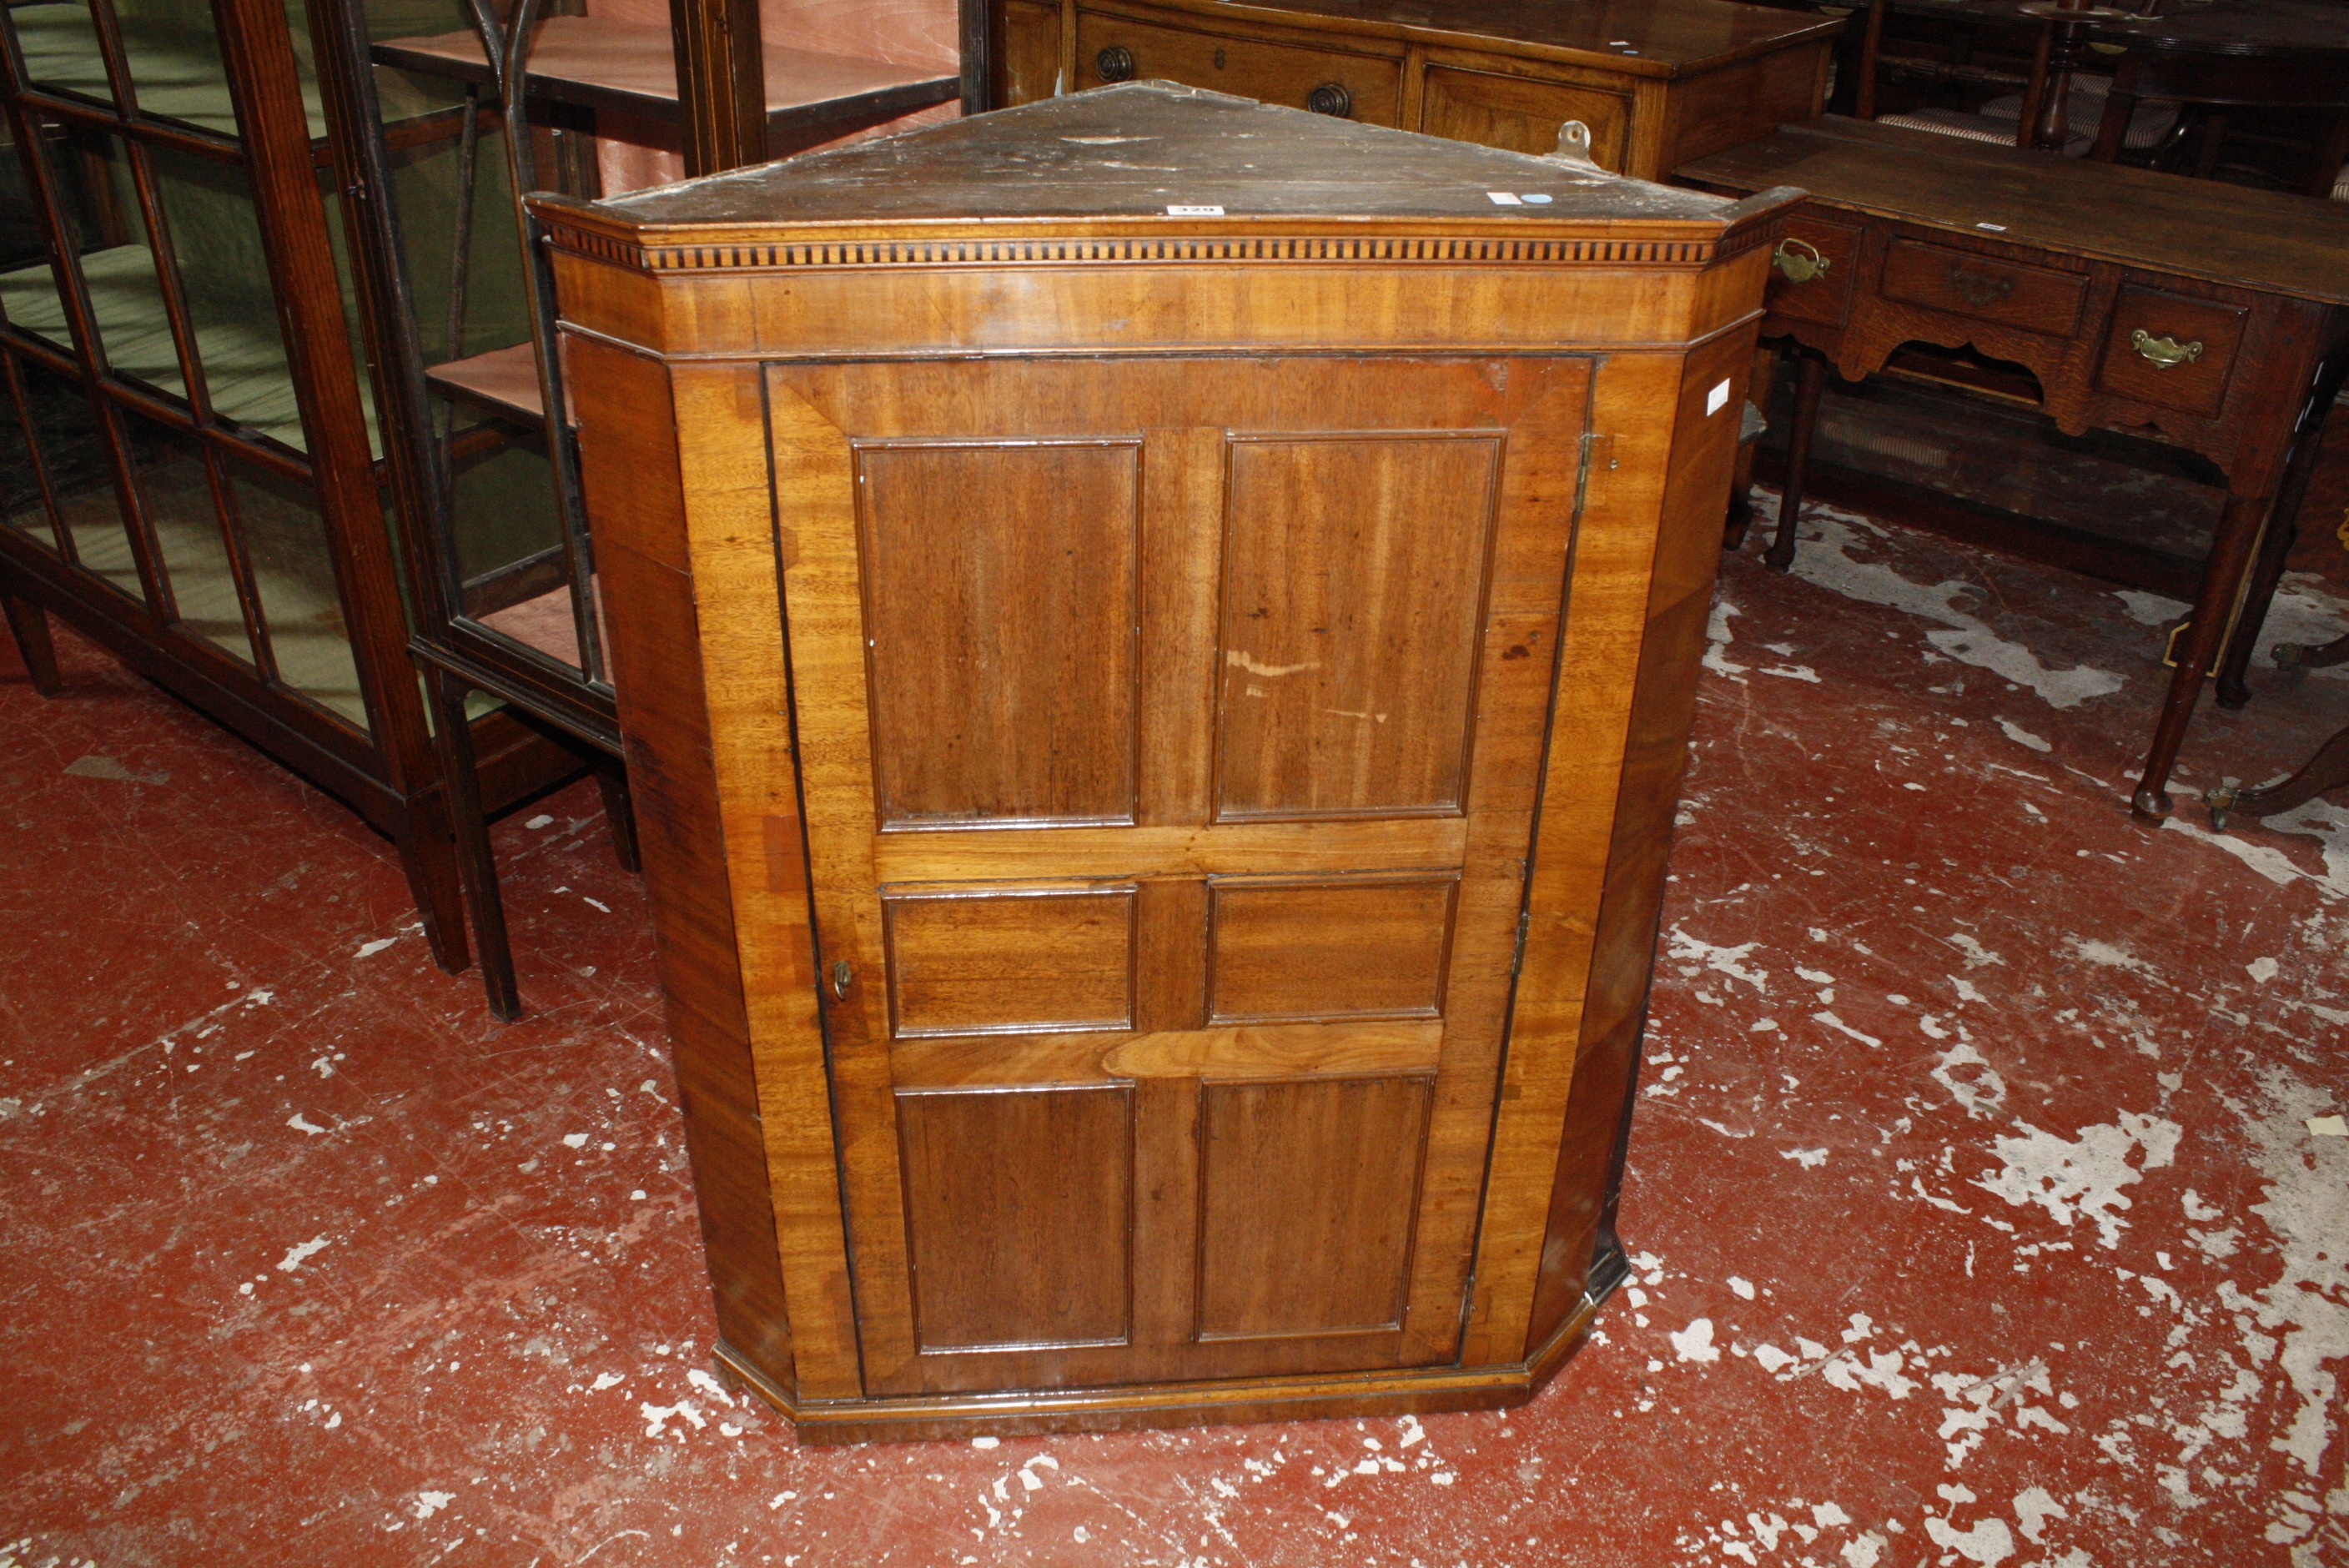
left=1676, top=115, right=2349, bottom=304
left=374, top=18, right=959, bottom=125
left=1080, top=0, right=1849, bottom=77
left=1885, top=0, right=2349, bottom=53
left=595, top=82, right=1788, bottom=234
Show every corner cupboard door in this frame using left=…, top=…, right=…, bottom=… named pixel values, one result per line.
left=769, top=354, right=1592, bottom=1398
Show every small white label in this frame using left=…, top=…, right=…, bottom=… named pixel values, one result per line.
left=1165, top=204, right=1223, bottom=216
left=1975, top=221, right=2008, bottom=232
left=1522, top=193, right=1553, bottom=204
left=1706, top=379, right=1732, bottom=416
left=1486, top=190, right=1523, bottom=205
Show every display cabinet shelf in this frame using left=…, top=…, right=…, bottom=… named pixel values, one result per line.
left=373, top=19, right=959, bottom=145
left=426, top=342, right=554, bottom=430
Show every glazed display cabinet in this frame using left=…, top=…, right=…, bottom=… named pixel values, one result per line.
left=538, top=83, right=1791, bottom=1439
left=0, top=0, right=579, bottom=967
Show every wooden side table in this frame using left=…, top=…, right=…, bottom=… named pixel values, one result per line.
left=1678, top=115, right=2349, bottom=822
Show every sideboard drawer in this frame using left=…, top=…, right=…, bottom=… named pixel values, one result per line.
left=2095, top=284, right=2248, bottom=418
left=1074, top=10, right=1404, bottom=125
left=1763, top=212, right=1863, bottom=328
left=1879, top=239, right=2088, bottom=337
left=1417, top=65, right=1631, bottom=171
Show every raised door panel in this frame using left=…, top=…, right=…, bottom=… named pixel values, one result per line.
left=769, top=354, right=1591, bottom=1398
left=1215, top=435, right=1501, bottom=821
left=1207, top=875, right=1456, bottom=1024
left=898, top=1085, right=1135, bottom=1351
left=1418, top=65, right=1632, bottom=173
left=884, top=886, right=1137, bottom=1037
left=858, top=440, right=1140, bottom=828
left=1195, top=1077, right=1433, bottom=1339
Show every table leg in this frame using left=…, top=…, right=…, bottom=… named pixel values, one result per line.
left=2131, top=488, right=2270, bottom=821
left=1766, top=348, right=1826, bottom=574
left=1724, top=342, right=1781, bottom=551
left=2215, top=352, right=2348, bottom=708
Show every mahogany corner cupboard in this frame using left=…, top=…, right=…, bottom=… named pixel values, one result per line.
left=537, top=82, right=1793, bottom=1441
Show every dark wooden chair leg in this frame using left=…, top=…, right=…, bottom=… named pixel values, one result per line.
left=427, top=664, right=521, bottom=1022
left=596, top=756, right=641, bottom=875
left=3, top=583, right=63, bottom=696
left=1766, top=348, right=1827, bottom=573
left=2208, top=724, right=2349, bottom=829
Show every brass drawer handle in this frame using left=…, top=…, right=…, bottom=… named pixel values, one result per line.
left=2131, top=329, right=2204, bottom=369
left=1948, top=263, right=2015, bottom=307
left=1305, top=81, right=1352, bottom=118
left=1772, top=236, right=1829, bottom=284
left=1095, top=44, right=1134, bottom=82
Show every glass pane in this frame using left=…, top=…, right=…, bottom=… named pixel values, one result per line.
left=1, top=359, right=59, bottom=550
left=114, top=0, right=239, bottom=138
left=0, top=121, right=68, bottom=344
left=11, top=0, right=114, bottom=109
left=148, top=146, right=304, bottom=449
left=123, top=411, right=254, bottom=663
left=36, top=127, right=187, bottom=400
left=18, top=358, right=143, bottom=599
left=450, top=430, right=578, bottom=667
left=228, top=457, right=368, bottom=732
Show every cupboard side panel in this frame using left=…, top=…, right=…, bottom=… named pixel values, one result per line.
left=666, top=357, right=868, bottom=1403
left=567, top=334, right=802, bottom=1394
left=1527, top=322, right=1763, bottom=1349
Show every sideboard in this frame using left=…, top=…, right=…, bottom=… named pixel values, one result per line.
left=536, top=83, right=1793, bottom=1440
left=983, top=0, right=1844, bottom=178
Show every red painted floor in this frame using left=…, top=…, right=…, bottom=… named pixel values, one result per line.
left=5, top=492, right=2349, bottom=1568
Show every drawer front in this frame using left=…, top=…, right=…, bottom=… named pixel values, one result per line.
left=997, top=0, right=1064, bottom=106
left=1074, top=10, right=1403, bottom=125
left=1879, top=239, right=2088, bottom=337
left=2095, top=284, right=2248, bottom=418
left=1763, top=213, right=1863, bottom=329
left=1417, top=65, right=1630, bottom=172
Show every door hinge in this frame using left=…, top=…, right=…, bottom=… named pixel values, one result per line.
left=1511, top=908, right=1532, bottom=979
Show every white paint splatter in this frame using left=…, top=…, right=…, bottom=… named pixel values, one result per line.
left=1667, top=925, right=1768, bottom=993
left=1813, top=1012, right=1882, bottom=1048
left=1974, top=1113, right=2181, bottom=1249
left=562, top=1133, right=589, bottom=1148
left=2113, top=589, right=2186, bottom=626
left=1670, top=1318, right=1722, bottom=1364
left=287, top=1113, right=327, bottom=1136
left=1933, top=1043, right=2008, bottom=1119
left=1704, top=596, right=1750, bottom=682
left=1783, top=1148, right=1828, bottom=1168
left=2011, top=1486, right=2066, bottom=1542
left=589, top=1372, right=624, bottom=1391
left=412, top=1491, right=455, bottom=1520
left=1924, top=1513, right=2014, bottom=1565
left=2247, top=956, right=2280, bottom=984
left=1996, top=720, right=2053, bottom=754
left=276, top=1236, right=330, bottom=1272
left=355, top=937, right=396, bottom=959
left=526, top=814, right=554, bottom=829
left=2065, top=937, right=2159, bottom=979
left=640, top=1400, right=705, bottom=1438
left=1788, top=507, right=2124, bottom=709
left=1948, top=934, right=2005, bottom=969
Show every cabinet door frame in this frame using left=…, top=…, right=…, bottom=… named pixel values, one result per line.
left=767, top=351, right=1595, bottom=1398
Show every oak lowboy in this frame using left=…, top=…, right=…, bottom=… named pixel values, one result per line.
left=535, top=83, right=1793, bottom=1440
